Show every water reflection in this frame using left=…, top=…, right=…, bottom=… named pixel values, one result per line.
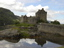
left=35, top=37, right=46, bottom=47
left=0, top=37, right=20, bottom=43
left=0, top=33, right=64, bottom=48
left=41, top=33, right=64, bottom=45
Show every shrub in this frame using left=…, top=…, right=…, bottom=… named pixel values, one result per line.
left=51, top=20, right=60, bottom=25
left=14, top=20, right=20, bottom=24
left=37, top=19, right=49, bottom=23
left=20, top=32, right=30, bottom=38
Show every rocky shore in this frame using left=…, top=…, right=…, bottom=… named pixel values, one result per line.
left=0, top=25, right=63, bottom=38
left=0, top=28, right=20, bottom=38
left=0, top=26, right=38, bottom=38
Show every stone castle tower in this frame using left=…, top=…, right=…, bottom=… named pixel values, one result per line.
left=36, top=8, right=47, bottom=21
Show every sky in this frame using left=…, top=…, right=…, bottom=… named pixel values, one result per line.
left=0, top=0, right=64, bottom=24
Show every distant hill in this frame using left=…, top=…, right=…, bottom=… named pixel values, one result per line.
left=0, top=7, right=18, bottom=26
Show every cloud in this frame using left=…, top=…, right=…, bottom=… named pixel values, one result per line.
left=27, top=13, right=35, bottom=17
left=47, top=10, right=64, bottom=24
left=47, top=10, right=59, bottom=18
left=47, top=10, right=64, bottom=18
left=0, top=0, right=48, bottom=13
left=58, top=19, right=64, bottom=24
left=16, top=0, right=41, bottom=3
left=57, top=11, right=64, bottom=15
left=0, top=0, right=15, bottom=5
left=0, top=0, right=24, bottom=10
left=12, top=5, right=49, bottom=13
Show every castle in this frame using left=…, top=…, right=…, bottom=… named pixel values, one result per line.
left=19, top=8, right=47, bottom=24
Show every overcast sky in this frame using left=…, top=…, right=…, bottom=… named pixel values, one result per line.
left=0, top=0, right=64, bottom=24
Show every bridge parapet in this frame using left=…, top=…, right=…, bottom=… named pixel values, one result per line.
left=37, top=23, right=64, bottom=36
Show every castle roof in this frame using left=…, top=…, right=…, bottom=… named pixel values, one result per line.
left=36, top=8, right=47, bottom=14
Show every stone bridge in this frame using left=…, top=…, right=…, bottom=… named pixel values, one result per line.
left=37, top=23, right=64, bottom=36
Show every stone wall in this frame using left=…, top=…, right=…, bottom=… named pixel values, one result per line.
left=37, top=23, right=64, bottom=36
left=28, top=17, right=37, bottom=24
left=19, top=15, right=37, bottom=24
left=19, top=15, right=28, bottom=23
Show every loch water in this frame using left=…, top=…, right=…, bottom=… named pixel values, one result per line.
left=0, top=33, right=64, bottom=48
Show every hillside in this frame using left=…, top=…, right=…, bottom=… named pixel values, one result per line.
left=0, top=7, right=18, bottom=26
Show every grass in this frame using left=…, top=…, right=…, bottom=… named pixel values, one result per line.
left=12, top=27, right=30, bottom=38
left=15, top=23, right=35, bottom=27
left=21, top=29, right=29, bottom=31
left=19, top=32, right=30, bottom=38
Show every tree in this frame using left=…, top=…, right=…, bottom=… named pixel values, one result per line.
left=51, top=20, right=60, bottom=25
left=0, top=8, right=18, bottom=26
left=14, top=20, right=20, bottom=24
left=37, top=19, right=49, bottom=23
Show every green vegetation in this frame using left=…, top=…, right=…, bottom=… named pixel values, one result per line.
left=20, top=29, right=29, bottom=31
left=14, top=20, right=20, bottom=24
left=19, top=32, right=30, bottom=38
left=11, top=27, right=30, bottom=38
left=15, top=23, right=35, bottom=27
left=37, top=19, right=48, bottom=23
left=37, top=19, right=45, bottom=23
left=51, top=20, right=60, bottom=25
left=0, top=8, right=18, bottom=26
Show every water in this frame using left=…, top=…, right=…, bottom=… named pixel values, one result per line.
left=0, top=39, right=62, bottom=48
left=0, top=34, right=64, bottom=48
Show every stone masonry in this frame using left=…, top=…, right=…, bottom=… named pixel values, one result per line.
left=19, top=8, right=47, bottom=24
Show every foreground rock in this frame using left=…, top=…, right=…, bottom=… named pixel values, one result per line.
left=0, top=28, right=20, bottom=38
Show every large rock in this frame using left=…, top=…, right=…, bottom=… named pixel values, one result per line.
left=0, top=28, right=20, bottom=37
